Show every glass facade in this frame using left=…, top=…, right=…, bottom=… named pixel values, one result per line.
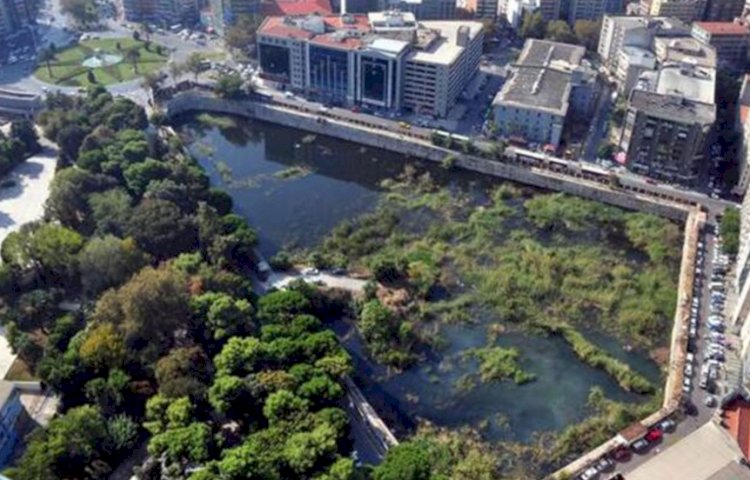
left=362, top=57, right=388, bottom=103
left=259, top=44, right=291, bottom=82
left=309, top=45, right=350, bottom=100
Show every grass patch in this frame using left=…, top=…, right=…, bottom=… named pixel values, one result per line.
left=196, top=113, right=237, bottom=129
left=463, top=346, right=536, bottom=385
left=274, top=165, right=314, bottom=180
left=35, top=38, right=168, bottom=86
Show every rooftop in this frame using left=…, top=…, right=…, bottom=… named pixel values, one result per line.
left=368, top=11, right=417, bottom=31
left=739, top=75, right=750, bottom=123
left=626, top=422, right=750, bottom=480
left=694, top=21, right=750, bottom=36
left=654, top=36, right=717, bottom=68
left=621, top=45, right=657, bottom=67
left=629, top=89, right=716, bottom=125
left=406, top=21, right=483, bottom=66
left=262, top=0, right=333, bottom=16
left=655, top=63, right=715, bottom=104
left=516, top=39, right=585, bottom=68
left=494, top=66, right=572, bottom=115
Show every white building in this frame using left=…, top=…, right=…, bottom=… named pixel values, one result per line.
left=492, top=39, right=596, bottom=147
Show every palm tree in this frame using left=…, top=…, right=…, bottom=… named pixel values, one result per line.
left=139, top=22, right=152, bottom=41
left=38, top=48, right=55, bottom=78
left=125, top=48, right=141, bottom=74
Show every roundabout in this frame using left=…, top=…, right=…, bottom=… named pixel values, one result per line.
left=34, top=38, right=168, bottom=87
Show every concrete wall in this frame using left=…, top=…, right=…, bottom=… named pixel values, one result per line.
left=166, top=93, right=691, bottom=221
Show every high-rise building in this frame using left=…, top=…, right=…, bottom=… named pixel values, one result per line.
left=0, top=0, right=35, bottom=38
left=565, top=0, right=622, bottom=23
left=648, top=0, right=708, bottom=22
left=256, top=12, right=483, bottom=117
left=619, top=59, right=716, bottom=185
left=122, top=0, right=201, bottom=25
left=704, top=0, right=744, bottom=20
left=692, top=21, right=750, bottom=67
left=465, top=0, right=499, bottom=17
left=210, top=0, right=261, bottom=33
left=735, top=75, right=750, bottom=195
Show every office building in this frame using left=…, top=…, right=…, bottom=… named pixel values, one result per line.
left=0, top=382, right=22, bottom=468
left=0, top=0, right=35, bottom=38
left=648, top=0, right=708, bottom=22
left=465, top=0, right=499, bottom=17
left=263, top=0, right=333, bottom=16
left=492, top=39, right=596, bottom=147
left=504, top=0, right=560, bottom=25
left=377, top=0, right=457, bottom=18
left=209, top=0, right=261, bottom=34
left=704, top=0, right=744, bottom=20
left=122, top=0, right=202, bottom=25
left=566, top=0, right=623, bottom=23
left=692, top=21, right=750, bottom=66
left=598, top=15, right=690, bottom=73
left=257, top=12, right=483, bottom=117
left=619, top=58, right=715, bottom=184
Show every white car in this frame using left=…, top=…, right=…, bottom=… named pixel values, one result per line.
left=579, top=466, right=599, bottom=480
left=684, top=363, right=693, bottom=377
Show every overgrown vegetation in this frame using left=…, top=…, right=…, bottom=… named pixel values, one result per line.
left=720, top=208, right=740, bottom=256
left=0, top=88, right=357, bottom=480
left=0, top=120, right=41, bottom=176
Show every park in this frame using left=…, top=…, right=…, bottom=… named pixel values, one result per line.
left=34, top=37, right=168, bottom=87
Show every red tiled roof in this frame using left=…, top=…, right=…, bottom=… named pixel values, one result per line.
left=310, top=32, right=362, bottom=50
left=694, top=21, right=750, bottom=36
left=324, top=14, right=370, bottom=31
left=262, top=0, right=333, bottom=16
left=258, top=17, right=316, bottom=40
left=723, top=398, right=750, bottom=459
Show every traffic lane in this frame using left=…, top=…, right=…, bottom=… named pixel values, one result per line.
left=617, top=175, right=736, bottom=211
left=345, top=397, right=386, bottom=465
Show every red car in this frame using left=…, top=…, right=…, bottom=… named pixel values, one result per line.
left=612, top=446, right=631, bottom=462
left=645, top=428, right=663, bottom=442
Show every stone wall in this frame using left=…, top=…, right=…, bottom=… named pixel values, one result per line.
left=166, top=93, right=691, bottom=221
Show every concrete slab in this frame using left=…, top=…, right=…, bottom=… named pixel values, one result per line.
left=627, top=422, right=750, bottom=480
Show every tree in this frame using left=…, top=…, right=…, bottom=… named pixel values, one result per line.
left=10, top=405, right=110, bottom=480
left=125, top=199, right=198, bottom=259
left=45, top=167, right=115, bottom=232
left=56, top=124, right=88, bottom=164
left=155, top=346, right=213, bottom=399
left=185, top=52, right=205, bottom=81
left=214, top=336, right=265, bottom=376
left=520, top=11, right=545, bottom=39
left=79, top=235, right=150, bottom=296
left=574, top=20, right=601, bottom=51
left=283, top=423, right=338, bottom=475
left=10, top=119, right=41, bottom=154
left=88, top=189, right=134, bottom=236
left=38, top=47, right=56, bottom=78
left=215, top=73, right=245, bottom=99
left=108, top=415, right=139, bottom=453
left=168, top=61, right=183, bottom=83
left=60, top=0, right=96, bottom=26
left=1, top=222, right=84, bottom=283
left=545, top=20, right=577, bottom=44
left=208, top=374, right=254, bottom=417
left=369, top=254, right=407, bottom=283
left=720, top=207, right=740, bottom=255
left=125, top=48, right=141, bottom=74
left=372, top=440, right=434, bottom=480
left=87, top=69, right=96, bottom=84
left=224, top=14, right=262, bottom=52
left=148, top=422, right=212, bottom=466
left=597, top=143, right=616, bottom=160
left=123, top=158, right=171, bottom=196
left=78, top=322, right=127, bottom=371
left=16, top=288, right=63, bottom=333
left=205, top=294, right=255, bottom=341
left=93, top=266, right=190, bottom=361
left=257, top=290, right=310, bottom=323
left=263, top=389, right=309, bottom=425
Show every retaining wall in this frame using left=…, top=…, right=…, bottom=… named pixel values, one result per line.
left=166, top=93, right=691, bottom=221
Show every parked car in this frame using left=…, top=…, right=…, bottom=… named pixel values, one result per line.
left=657, top=418, right=676, bottom=432
left=631, top=438, right=649, bottom=452
left=578, top=466, right=599, bottom=480
left=595, top=457, right=614, bottom=472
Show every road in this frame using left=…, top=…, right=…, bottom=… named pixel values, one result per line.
left=260, top=271, right=367, bottom=294
left=581, top=82, right=614, bottom=162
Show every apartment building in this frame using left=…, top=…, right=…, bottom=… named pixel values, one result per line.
left=615, top=46, right=656, bottom=94
left=0, top=0, right=34, bottom=38
left=598, top=15, right=690, bottom=73
left=648, top=0, right=708, bottom=22
left=704, top=0, right=744, bottom=20
left=566, top=0, right=623, bottom=23
left=465, top=0, right=499, bottom=17
left=692, top=21, right=750, bottom=66
left=122, top=0, right=202, bottom=25
left=492, top=39, right=596, bottom=147
left=377, top=0, right=457, bottom=19
left=735, top=76, right=750, bottom=197
left=257, top=12, right=483, bottom=117
left=619, top=62, right=715, bottom=184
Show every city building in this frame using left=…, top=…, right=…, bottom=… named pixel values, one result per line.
left=652, top=35, right=717, bottom=67
left=703, top=0, right=744, bottom=21
left=492, top=39, right=596, bottom=147
left=262, top=0, right=333, bottom=16
left=504, top=0, right=560, bottom=26
left=736, top=75, right=750, bottom=196
left=0, top=382, right=22, bottom=468
left=256, top=12, right=483, bottom=117
left=465, top=0, right=499, bottom=17
left=618, top=59, right=716, bottom=184
left=122, top=0, right=202, bottom=25
left=0, top=0, right=35, bottom=39
left=615, top=45, right=656, bottom=94
left=565, top=0, right=623, bottom=24
left=692, top=21, right=750, bottom=67
left=209, top=0, right=261, bottom=34
left=648, top=0, right=708, bottom=22
left=377, top=0, right=457, bottom=19
left=598, top=15, right=690, bottom=74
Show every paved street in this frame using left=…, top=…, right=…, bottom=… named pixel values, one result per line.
left=263, top=271, right=367, bottom=293
left=581, top=82, right=614, bottom=162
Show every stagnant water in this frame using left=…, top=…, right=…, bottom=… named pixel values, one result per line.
left=178, top=114, right=665, bottom=442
